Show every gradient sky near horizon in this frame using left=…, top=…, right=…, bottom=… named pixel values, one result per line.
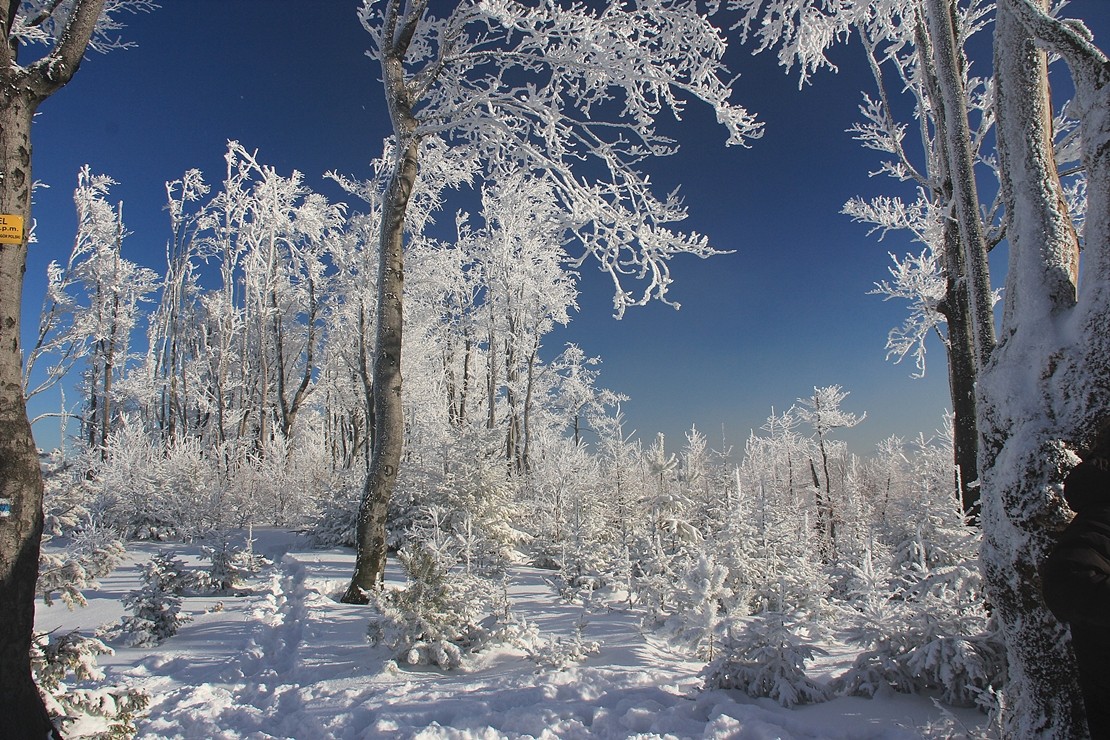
left=23, top=0, right=1109, bottom=456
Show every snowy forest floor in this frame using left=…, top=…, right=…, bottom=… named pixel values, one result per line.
left=37, top=529, right=986, bottom=739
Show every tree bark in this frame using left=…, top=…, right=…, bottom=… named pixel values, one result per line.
left=343, top=8, right=422, bottom=597
left=343, top=136, right=417, bottom=600
left=976, top=0, right=1110, bottom=735
left=0, top=1, right=107, bottom=733
left=914, top=15, right=981, bottom=519
left=0, top=93, right=56, bottom=740
left=923, top=0, right=996, bottom=367
left=938, top=214, right=981, bottom=519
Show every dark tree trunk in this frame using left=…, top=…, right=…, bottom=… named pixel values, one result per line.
left=0, top=94, right=56, bottom=740
left=911, top=10, right=981, bottom=520
left=937, top=216, right=980, bottom=521
left=0, top=2, right=109, bottom=732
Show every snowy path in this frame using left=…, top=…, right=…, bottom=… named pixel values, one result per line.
left=37, top=530, right=978, bottom=738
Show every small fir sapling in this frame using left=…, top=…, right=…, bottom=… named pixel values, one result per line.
left=526, top=610, right=601, bottom=670
left=199, top=528, right=271, bottom=593
left=366, top=543, right=500, bottom=669
left=37, top=451, right=128, bottom=609
left=32, top=462, right=149, bottom=737
left=833, top=553, right=1005, bottom=710
left=32, top=630, right=150, bottom=738
left=38, top=524, right=126, bottom=610
left=663, top=553, right=731, bottom=660
left=634, top=539, right=682, bottom=625
left=703, top=607, right=831, bottom=708
left=105, top=552, right=193, bottom=647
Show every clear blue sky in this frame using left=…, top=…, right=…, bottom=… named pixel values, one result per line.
left=24, top=1, right=1107, bottom=455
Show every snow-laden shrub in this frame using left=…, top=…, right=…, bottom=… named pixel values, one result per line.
left=32, top=630, right=149, bottom=738
left=224, top=430, right=331, bottom=527
left=37, top=450, right=128, bottom=609
left=633, top=537, right=689, bottom=625
left=526, top=611, right=600, bottom=670
left=919, top=692, right=1006, bottom=739
left=832, top=562, right=1005, bottom=710
left=41, top=448, right=94, bottom=537
left=703, top=609, right=831, bottom=707
left=39, top=524, right=126, bottom=610
left=309, top=478, right=362, bottom=548
left=366, top=544, right=501, bottom=669
left=103, top=552, right=192, bottom=647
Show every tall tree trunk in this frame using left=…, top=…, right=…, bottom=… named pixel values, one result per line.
left=0, top=2, right=107, bottom=731
left=924, top=0, right=996, bottom=366
left=973, top=0, right=1101, bottom=735
left=343, top=138, right=417, bottom=600
left=343, top=16, right=421, bottom=597
left=0, top=93, right=56, bottom=740
left=938, top=216, right=981, bottom=519
left=913, top=12, right=981, bottom=517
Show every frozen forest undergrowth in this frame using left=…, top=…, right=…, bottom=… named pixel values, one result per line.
left=36, top=528, right=986, bottom=739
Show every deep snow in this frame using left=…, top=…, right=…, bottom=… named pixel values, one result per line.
left=35, top=529, right=984, bottom=739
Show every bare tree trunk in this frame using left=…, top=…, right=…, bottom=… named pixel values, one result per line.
left=343, top=138, right=416, bottom=600
left=938, top=215, right=981, bottom=518
left=343, top=11, right=421, bottom=596
left=0, top=2, right=107, bottom=733
left=0, top=90, right=56, bottom=740
left=916, top=21, right=981, bottom=518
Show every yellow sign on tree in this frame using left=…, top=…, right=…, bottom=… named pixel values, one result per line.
left=0, top=214, right=24, bottom=245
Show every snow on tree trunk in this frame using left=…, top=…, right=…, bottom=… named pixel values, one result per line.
left=923, top=0, right=996, bottom=367
left=974, top=0, right=1107, bottom=735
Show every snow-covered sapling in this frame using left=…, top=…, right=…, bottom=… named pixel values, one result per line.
left=38, top=524, right=126, bottom=610
left=366, top=544, right=495, bottom=669
left=32, top=630, right=150, bottom=738
left=526, top=610, right=601, bottom=671
left=704, top=609, right=831, bottom=708
left=199, top=529, right=271, bottom=593
left=106, top=552, right=193, bottom=647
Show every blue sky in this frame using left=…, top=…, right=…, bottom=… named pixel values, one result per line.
left=24, top=1, right=1107, bottom=455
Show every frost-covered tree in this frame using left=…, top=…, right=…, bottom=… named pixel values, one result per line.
left=31, top=630, right=149, bottom=737
left=140, top=142, right=344, bottom=453
left=106, top=552, right=193, bottom=647
left=341, top=0, right=762, bottom=600
left=968, top=0, right=1110, bottom=734
left=25, top=168, right=158, bottom=455
left=729, top=0, right=1001, bottom=518
left=0, top=1, right=153, bottom=732
left=795, top=385, right=865, bottom=559
left=704, top=607, right=831, bottom=707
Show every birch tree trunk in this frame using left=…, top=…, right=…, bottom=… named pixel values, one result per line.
left=0, top=2, right=108, bottom=733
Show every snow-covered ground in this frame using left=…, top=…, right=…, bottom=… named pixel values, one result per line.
left=36, top=529, right=984, bottom=739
